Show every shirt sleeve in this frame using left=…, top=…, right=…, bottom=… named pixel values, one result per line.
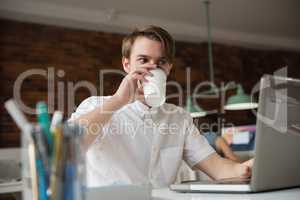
left=183, top=115, right=215, bottom=168
left=69, top=96, right=106, bottom=121
left=68, top=96, right=112, bottom=144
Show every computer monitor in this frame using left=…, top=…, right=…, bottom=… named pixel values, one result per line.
left=221, top=125, right=256, bottom=152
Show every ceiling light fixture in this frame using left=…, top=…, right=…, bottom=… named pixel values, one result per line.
left=224, top=84, right=258, bottom=110
left=185, top=96, right=207, bottom=118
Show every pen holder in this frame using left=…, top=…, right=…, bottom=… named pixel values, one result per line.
left=22, top=122, right=86, bottom=200
left=22, top=124, right=36, bottom=200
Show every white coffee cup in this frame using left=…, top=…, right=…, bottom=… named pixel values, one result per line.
left=143, top=68, right=167, bottom=107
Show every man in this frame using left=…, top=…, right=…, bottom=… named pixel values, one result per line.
left=70, top=26, right=253, bottom=188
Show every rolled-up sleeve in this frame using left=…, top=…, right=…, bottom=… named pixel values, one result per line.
left=69, top=96, right=105, bottom=121
left=183, top=116, right=215, bottom=168
left=68, top=96, right=114, bottom=144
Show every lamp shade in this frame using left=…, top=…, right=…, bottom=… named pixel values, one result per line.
left=185, top=96, right=207, bottom=117
left=224, top=84, right=258, bottom=110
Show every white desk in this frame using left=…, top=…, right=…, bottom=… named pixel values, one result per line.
left=152, top=188, right=300, bottom=200
left=3, top=185, right=300, bottom=200
left=86, top=186, right=300, bottom=200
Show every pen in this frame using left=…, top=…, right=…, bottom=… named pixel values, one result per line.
left=4, top=99, right=30, bottom=131
left=50, top=111, right=64, bottom=200
left=50, top=111, right=63, bottom=133
left=36, top=158, right=49, bottom=200
left=35, top=126, right=50, bottom=178
left=64, top=161, right=75, bottom=200
left=36, top=102, right=53, bottom=156
left=32, top=126, right=49, bottom=200
left=62, top=123, right=77, bottom=200
left=28, top=131, right=39, bottom=200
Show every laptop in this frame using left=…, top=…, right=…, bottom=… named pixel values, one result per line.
left=170, top=75, right=300, bottom=193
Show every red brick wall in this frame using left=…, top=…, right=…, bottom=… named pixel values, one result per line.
left=1, top=19, right=300, bottom=147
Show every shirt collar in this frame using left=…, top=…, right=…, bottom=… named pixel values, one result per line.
left=131, top=100, right=161, bottom=118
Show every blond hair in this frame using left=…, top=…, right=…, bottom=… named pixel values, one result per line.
left=122, top=25, right=175, bottom=62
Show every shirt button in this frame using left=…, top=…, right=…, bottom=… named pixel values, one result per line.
left=152, top=147, right=157, bottom=153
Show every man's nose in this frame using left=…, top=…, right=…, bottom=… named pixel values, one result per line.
left=149, top=60, right=158, bottom=67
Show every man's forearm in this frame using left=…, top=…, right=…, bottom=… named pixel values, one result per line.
left=73, top=95, right=124, bottom=149
left=195, top=153, right=247, bottom=180
left=212, top=156, right=242, bottom=179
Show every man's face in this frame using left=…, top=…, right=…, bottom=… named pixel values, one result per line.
left=122, top=36, right=173, bottom=76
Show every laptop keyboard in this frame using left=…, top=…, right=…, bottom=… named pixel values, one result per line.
left=182, top=177, right=251, bottom=185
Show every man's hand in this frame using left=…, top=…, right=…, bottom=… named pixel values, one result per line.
left=236, top=158, right=254, bottom=178
left=215, top=137, right=241, bottom=163
left=195, top=153, right=255, bottom=180
left=113, top=64, right=156, bottom=106
left=73, top=64, right=156, bottom=150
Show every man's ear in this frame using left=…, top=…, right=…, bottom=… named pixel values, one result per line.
left=122, top=57, right=130, bottom=73
left=166, top=63, right=173, bottom=76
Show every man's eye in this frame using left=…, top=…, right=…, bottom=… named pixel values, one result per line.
left=158, top=60, right=167, bottom=65
left=138, top=58, right=148, bottom=64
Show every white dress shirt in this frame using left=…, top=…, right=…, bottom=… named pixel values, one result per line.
left=69, top=96, right=215, bottom=188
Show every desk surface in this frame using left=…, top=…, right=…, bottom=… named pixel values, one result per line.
left=87, top=186, right=300, bottom=200
left=152, top=188, right=300, bottom=200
